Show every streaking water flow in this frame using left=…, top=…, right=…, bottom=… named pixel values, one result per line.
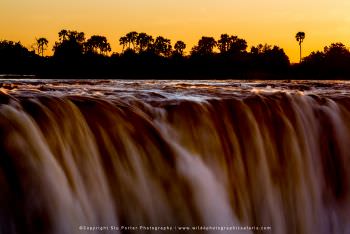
left=0, top=80, right=350, bottom=234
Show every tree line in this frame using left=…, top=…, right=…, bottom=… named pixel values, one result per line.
left=0, top=29, right=349, bottom=78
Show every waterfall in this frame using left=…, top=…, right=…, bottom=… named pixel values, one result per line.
left=0, top=81, right=350, bottom=234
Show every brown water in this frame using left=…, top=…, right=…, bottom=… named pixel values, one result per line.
left=0, top=80, right=350, bottom=234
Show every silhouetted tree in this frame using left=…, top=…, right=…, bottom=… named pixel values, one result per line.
left=154, top=36, right=172, bottom=56
left=217, top=34, right=231, bottom=53
left=174, top=41, right=186, bottom=56
left=302, top=51, right=324, bottom=63
left=0, top=40, right=38, bottom=73
left=263, top=45, right=290, bottom=70
left=53, top=30, right=85, bottom=60
left=136, top=33, right=154, bottom=52
left=119, top=36, right=128, bottom=52
left=296, top=32, right=305, bottom=62
left=218, top=34, right=247, bottom=55
left=250, top=44, right=289, bottom=71
left=324, top=43, right=350, bottom=73
left=300, top=43, right=350, bottom=76
left=228, top=36, right=247, bottom=54
left=125, top=31, right=138, bottom=50
left=85, top=35, right=111, bottom=55
left=300, top=51, right=325, bottom=72
left=250, top=44, right=265, bottom=55
left=36, top=37, right=49, bottom=57
left=58, top=29, right=68, bottom=41
left=191, top=36, right=217, bottom=56
left=324, top=43, right=349, bottom=56
left=70, top=31, right=85, bottom=43
left=57, top=29, right=85, bottom=44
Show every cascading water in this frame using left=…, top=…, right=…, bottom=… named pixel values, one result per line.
left=0, top=80, right=349, bottom=234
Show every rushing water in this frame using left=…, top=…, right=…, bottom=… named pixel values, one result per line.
left=0, top=80, right=350, bottom=234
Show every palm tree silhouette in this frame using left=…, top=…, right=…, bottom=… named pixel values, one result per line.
left=296, top=32, right=305, bottom=62
left=36, top=37, right=49, bottom=57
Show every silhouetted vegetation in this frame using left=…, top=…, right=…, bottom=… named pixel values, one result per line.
left=174, top=41, right=186, bottom=56
left=53, top=30, right=85, bottom=60
left=0, top=40, right=39, bottom=74
left=85, top=35, right=111, bottom=55
left=1, top=29, right=350, bottom=78
left=297, top=43, right=350, bottom=77
left=296, top=32, right=305, bottom=63
left=36, top=37, right=49, bottom=57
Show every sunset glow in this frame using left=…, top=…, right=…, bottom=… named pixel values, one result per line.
left=1, top=0, right=350, bottom=62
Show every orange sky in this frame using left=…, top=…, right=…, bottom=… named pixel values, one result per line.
left=1, top=0, right=350, bottom=62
